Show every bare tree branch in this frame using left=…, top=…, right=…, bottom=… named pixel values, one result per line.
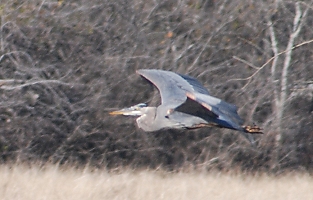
left=0, top=80, right=79, bottom=90
left=278, top=2, right=310, bottom=131
left=232, top=56, right=260, bottom=70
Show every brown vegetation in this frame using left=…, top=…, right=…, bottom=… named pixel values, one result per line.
left=0, top=165, right=313, bottom=200
left=0, top=0, right=312, bottom=173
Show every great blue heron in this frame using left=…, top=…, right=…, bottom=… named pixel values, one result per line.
left=110, top=69, right=262, bottom=141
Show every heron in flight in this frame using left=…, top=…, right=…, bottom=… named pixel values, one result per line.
left=110, top=69, right=262, bottom=140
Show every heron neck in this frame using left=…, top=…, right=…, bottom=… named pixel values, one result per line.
left=136, top=107, right=161, bottom=132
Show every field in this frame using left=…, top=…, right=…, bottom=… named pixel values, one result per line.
left=0, top=165, right=312, bottom=200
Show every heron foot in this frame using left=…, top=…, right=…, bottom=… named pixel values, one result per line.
left=244, top=125, right=263, bottom=134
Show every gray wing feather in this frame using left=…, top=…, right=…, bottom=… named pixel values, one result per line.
left=189, top=92, right=244, bottom=129
left=137, top=69, right=196, bottom=108
left=178, top=74, right=210, bottom=95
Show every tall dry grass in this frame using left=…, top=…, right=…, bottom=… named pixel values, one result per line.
left=0, top=164, right=312, bottom=200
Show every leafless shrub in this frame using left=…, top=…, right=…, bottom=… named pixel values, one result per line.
left=0, top=0, right=312, bottom=173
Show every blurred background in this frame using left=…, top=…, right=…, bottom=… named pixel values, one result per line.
left=0, top=0, right=312, bottom=174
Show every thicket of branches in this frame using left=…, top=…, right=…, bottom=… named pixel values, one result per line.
left=0, top=0, right=312, bottom=173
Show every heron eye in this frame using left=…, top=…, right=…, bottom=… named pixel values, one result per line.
left=137, top=103, right=147, bottom=108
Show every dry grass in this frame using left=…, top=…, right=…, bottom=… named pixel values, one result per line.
left=0, top=165, right=312, bottom=200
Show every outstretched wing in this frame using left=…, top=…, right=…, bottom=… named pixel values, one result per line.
left=137, top=69, right=195, bottom=108
left=178, top=74, right=210, bottom=95
left=136, top=69, right=262, bottom=136
left=176, top=92, right=245, bottom=131
left=174, top=96, right=218, bottom=119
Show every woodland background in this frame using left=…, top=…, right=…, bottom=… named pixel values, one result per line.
left=0, top=0, right=313, bottom=174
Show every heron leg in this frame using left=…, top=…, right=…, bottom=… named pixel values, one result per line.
left=187, top=123, right=217, bottom=129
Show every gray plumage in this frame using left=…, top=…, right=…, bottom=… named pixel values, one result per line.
left=110, top=69, right=262, bottom=143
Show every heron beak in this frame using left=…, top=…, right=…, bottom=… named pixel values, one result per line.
left=109, top=107, right=142, bottom=116
left=109, top=109, right=127, bottom=115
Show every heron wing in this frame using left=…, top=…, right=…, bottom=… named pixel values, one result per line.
left=174, top=96, right=218, bottom=119
left=178, top=74, right=210, bottom=95
left=137, top=69, right=195, bottom=108
left=179, top=92, right=245, bottom=131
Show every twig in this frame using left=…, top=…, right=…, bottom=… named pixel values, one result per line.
left=0, top=79, right=23, bottom=87
left=232, top=56, right=260, bottom=70
left=0, top=80, right=80, bottom=90
left=229, top=38, right=313, bottom=86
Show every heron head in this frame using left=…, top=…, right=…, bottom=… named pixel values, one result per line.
left=109, top=103, right=147, bottom=116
